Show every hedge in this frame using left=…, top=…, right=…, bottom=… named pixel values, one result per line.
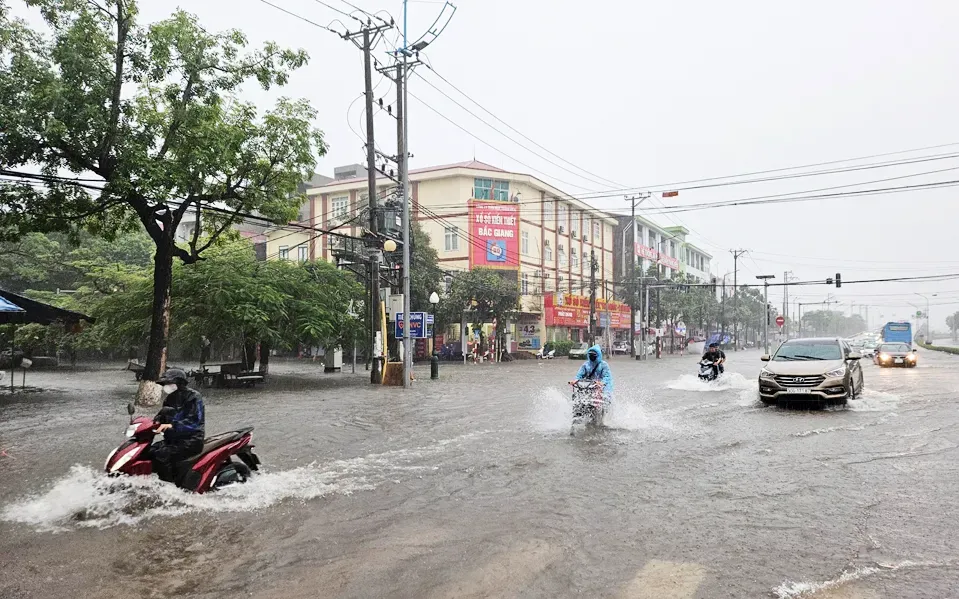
left=918, top=341, right=959, bottom=355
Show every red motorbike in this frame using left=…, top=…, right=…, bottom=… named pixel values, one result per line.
left=104, top=404, right=260, bottom=493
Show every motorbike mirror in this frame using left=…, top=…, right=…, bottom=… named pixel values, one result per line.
left=127, top=403, right=135, bottom=415
left=760, top=354, right=771, bottom=362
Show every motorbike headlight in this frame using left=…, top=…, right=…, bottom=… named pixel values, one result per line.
left=825, top=366, right=846, bottom=378
left=125, top=424, right=139, bottom=438
left=760, top=367, right=774, bottom=379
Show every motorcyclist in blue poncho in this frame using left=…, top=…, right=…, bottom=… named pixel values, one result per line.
left=570, top=344, right=614, bottom=402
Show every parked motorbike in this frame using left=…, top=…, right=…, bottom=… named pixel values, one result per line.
left=104, top=403, right=260, bottom=493
left=569, top=380, right=606, bottom=435
left=698, top=360, right=719, bottom=382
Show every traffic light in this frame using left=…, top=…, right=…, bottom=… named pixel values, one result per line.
left=835, top=273, right=841, bottom=288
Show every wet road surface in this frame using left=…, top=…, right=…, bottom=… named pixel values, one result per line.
left=2, top=349, right=959, bottom=598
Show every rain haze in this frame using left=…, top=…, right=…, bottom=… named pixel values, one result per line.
left=7, top=1, right=959, bottom=598
left=120, top=0, right=959, bottom=328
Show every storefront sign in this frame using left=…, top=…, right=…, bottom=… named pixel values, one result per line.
left=469, top=200, right=519, bottom=269
left=517, top=321, right=541, bottom=350
left=634, top=243, right=658, bottom=261
left=545, top=294, right=631, bottom=330
left=658, top=254, right=680, bottom=269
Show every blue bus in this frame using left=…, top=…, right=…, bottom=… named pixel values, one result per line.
left=882, top=321, right=912, bottom=345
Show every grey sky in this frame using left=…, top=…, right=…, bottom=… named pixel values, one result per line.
left=16, top=0, right=959, bottom=331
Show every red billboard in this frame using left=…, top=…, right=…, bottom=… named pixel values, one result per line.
left=544, top=294, right=631, bottom=330
left=469, top=200, right=519, bottom=269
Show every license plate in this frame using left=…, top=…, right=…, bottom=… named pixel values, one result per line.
left=787, top=387, right=812, bottom=394
left=895, top=358, right=904, bottom=364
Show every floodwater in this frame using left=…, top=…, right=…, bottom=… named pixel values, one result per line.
left=2, top=349, right=959, bottom=598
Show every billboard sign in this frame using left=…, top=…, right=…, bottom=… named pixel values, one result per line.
left=469, top=200, right=520, bottom=269
left=395, top=312, right=433, bottom=339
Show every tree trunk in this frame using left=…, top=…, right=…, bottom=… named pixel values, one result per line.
left=136, top=239, right=174, bottom=406
left=243, top=338, right=257, bottom=371
left=259, top=341, right=271, bottom=374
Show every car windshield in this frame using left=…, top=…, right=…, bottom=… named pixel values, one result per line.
left=880, top=343, right=910, bottom=352
left=773, top=342, right=842, bottom=361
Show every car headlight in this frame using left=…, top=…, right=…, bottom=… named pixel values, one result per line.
left=825, top=366, right=846, bottom=378
left=879, top=353, right=890, bottom=360
left=760, top=367, right=774, bottom=379
left=907, top=353, right=917, bottom=360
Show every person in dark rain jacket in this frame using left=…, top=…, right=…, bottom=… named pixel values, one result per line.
left=152, top=368, right=205, bottom=483
left=571, top=344, right=614, bottom=403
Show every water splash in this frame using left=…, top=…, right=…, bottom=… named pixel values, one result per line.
left=528, top=387, right=574, bottom=433
left=774, top=560, right=948, bottom=598
left=529, top=386, right=672, bottom=433
left=848, top=389, right=900, bottom=412
left=665, top=372, right=754, bottom=393
left=2, top=434, right=479, bottom=532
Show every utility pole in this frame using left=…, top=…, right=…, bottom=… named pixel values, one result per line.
left=625, top=193, right=649, bottom=359
left=756, top=274, right=775, bottom=354
left=589, top=250, right=598, bottom=345
left=730, top=249, right=747, bottom=351
left=720, top=276, right=726, bottom=342
left=394, top=57, right=412, bottom=388
left=783, top=271, right=794, bottom=340
left=346, top=23, right=394, bottom=385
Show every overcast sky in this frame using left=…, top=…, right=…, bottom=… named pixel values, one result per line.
left=17, top=0, right=959, bottom=333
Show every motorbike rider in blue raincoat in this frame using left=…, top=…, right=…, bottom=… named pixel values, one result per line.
left=571, top=344, right=614, bottom=403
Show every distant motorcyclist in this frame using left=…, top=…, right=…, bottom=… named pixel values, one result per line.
left=151, top=368, right=205, bottom=483
left=702, top=342, right=726, bottom=376
left=570, top=344, right=613, bottom=402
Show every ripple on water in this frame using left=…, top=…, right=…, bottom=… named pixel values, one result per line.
left=665, top=372, right=754, bottom=393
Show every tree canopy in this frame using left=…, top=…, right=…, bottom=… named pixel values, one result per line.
left=0, top=0, right=327, bottom=391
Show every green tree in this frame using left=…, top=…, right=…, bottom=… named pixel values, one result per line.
left=440, top=268, right=520, bottom=333
left=409, top=223, right=443, bottom=313
left=946, top=312, right=959, bottom=342
left=0, top=1, right=325, bottom=402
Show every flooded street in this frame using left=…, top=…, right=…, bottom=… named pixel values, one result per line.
left=3, top=350, right=959, bottom=598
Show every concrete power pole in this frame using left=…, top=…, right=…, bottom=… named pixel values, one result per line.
left=783, top=270, right=794, bottom=340
left=589, top=250, right=598, bottom=345
left=347, top=24, right=393, bottom=384
left=730, top=249, right=747, bottom=351
left=625, top=193, right=649, bottom=359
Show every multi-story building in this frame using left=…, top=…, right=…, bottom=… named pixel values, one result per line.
left=264, top=160, right=632, bottom=352
left=614, top=217, right=713, bottom=284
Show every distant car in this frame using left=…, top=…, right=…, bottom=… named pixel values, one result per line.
left=758, top=337, right=864, bottom=406
left=860, top=342, right=878, bottom=358
left=568, top=342, right=590, bottom=360
left=874, top=343, right=918, bottom=367
left=612, top=341, right=629, bottom=355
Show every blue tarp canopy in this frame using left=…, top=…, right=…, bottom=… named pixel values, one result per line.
left=0, top=295, right=26, bottom=325
left=0, top=289, right=93, bottom=326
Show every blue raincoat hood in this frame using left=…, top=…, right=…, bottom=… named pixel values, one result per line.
left=587, top=344, right=603, bottom=362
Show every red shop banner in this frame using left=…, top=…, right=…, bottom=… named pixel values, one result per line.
left=469, top=200, right=520, bottom=269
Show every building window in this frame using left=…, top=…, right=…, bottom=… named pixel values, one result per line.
left=559, top=248, right=567, bottom=267
left=444, top=226, right=459, bottom=252
left=493, top=180, right=509, bottom=201
left=544, top=199, right=554, bottom=226
left=521, top=230, right=529, bottom=255
left=593, top=219, right=601, bottom=240
left=521, top=272, right=529, bottom=295
left=545, top=244, right=553, bottom=262
left=571, top=248, right=578, bottom=268
left=444, top=274, right=453, bottom=294
left=557, top=204, right=567, bottom=231
left=474, top=178, right=492, bottom=200
left=279, top=245, right=289, bottom=260
left=331, top=196, right=349, bottom=220
left=298, top=246, right=308, bottom=262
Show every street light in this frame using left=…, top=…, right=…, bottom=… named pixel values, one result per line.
left=429, top=291, right=440, bottom=380
left=756, top=275, right=775, bottom=354
left=915, top=293, right=937, bottom=343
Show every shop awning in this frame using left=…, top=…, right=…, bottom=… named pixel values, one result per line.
left=0, top=289, right=94, bottom=326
